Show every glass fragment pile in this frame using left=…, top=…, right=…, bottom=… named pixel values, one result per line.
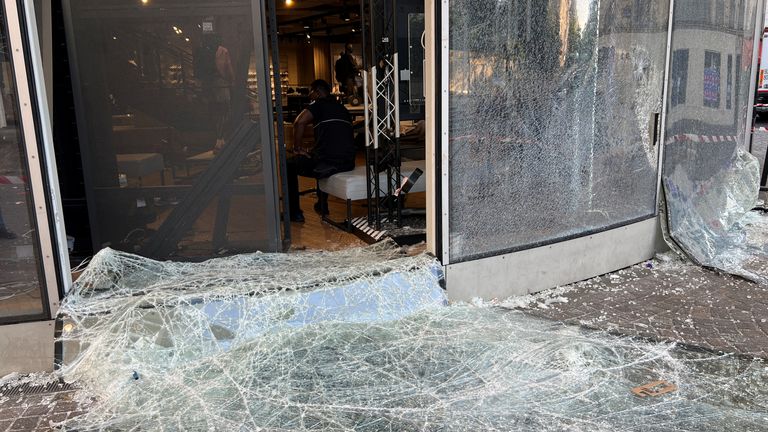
left=663, top=147, right=768, bottom=284
left=58, top=243, right=768, bottom=431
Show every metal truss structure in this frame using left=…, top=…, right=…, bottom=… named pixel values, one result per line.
left=362, top=0, right=401, bottom=230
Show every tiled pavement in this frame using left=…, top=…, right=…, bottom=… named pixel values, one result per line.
left=516, top=257, right=768, bottom=360
left=0, top=384, right=88, bottom=432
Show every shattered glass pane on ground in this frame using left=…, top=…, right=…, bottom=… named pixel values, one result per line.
left=57, top=245, right=768, bottom=431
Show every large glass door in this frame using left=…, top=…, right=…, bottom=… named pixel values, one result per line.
left=0, top=0, right=48, bottom=322
left=63, top=0, right=281, bottom=259
left=0, top=0, right=62, bottom=324
left=440, top=0, right=672, bottom=298
left=1, top=0, right=69, bottom=375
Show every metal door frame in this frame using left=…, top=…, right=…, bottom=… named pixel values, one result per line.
left=251, top=0, right=283, bottom=252
left=3, top=0, right=69, bottom=317
left=0, top=0, right=70, bottom=375
left=746, top=0, right=768, bottom=149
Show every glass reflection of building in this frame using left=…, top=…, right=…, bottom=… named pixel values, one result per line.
left=663, top=0, right=758, bottom=185
left=666, top=0, right=753, bottom=140
left=446, top=0, right=669, bottom=261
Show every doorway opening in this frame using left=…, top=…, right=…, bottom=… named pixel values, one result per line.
left=268, top=0, right=429, bottom=252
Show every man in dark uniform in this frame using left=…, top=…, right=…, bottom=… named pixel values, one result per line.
left=334, top=43, right=358, bottom=97
left=287, top=79, right=356, bottom=222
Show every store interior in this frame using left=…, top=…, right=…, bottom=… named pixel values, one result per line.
left=272, top=0, right=427, bottom=251
left=53, top=0, right=427, bottom=260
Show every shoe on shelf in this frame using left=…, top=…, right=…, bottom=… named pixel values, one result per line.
left=290, top=212, right=305, bottom=223
left=313, top=202, right=329, bottom=216
left=0, top=229, right=16, bottom=239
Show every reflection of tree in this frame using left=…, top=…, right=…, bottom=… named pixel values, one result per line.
left=562, top=1, right=599, bottom=91
left=522, top=3, right=561, bottom=75
left=564, top=6, right=583, bottom=69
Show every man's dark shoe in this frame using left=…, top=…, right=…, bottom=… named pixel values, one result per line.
left=290, top=212, right=305, bottom=223
left=313, top=202, right=329, bottom=216
left=0, top=229, right=16, bottom=239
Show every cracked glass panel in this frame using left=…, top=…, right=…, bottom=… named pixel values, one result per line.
left=58, top=244, right=768, bottom=430
left=447, top=0, right=669, bottom=262
left=661, top=0, right=767, bottom=282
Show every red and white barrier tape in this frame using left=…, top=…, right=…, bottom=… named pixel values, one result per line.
left=0, top=176, right=26, bottom=185
left=665, top=134, right=737, bottom=144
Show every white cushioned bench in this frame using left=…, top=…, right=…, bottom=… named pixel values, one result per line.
left=116, top=153, right=165, bottom=186
left=318, top=160, right=426, bottom=230
left=319, top=160, right=425, bottom=200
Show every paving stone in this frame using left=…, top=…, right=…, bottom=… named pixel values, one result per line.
left=0, top=389, right=86, bottom=432
left=21, top=404, right=51, bottom=418
left=51, top=401, right=79, bottom=414
left=43, top=413, right=68, bottom=425
left=8, top=417, right=39, bottom=431
left=0, top=408, right=24, bottom=422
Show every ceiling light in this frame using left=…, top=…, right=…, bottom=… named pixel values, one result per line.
left=185, top=37, right=190, bottom=42
left=341, top=11, right=350, bottom=22
left=285, top=0, right=294, bottom=6
left=140, top=0, right=149, bottom=4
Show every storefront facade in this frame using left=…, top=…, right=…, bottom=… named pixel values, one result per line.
left=0, top=0, right=765, bottom=374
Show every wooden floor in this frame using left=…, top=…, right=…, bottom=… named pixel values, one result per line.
left=287, top=177, right=366, bottom=251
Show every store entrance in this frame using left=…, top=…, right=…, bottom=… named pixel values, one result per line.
left=270, top=0, right=428, bottom=252
left=57, top=0, right=429, bottom=260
